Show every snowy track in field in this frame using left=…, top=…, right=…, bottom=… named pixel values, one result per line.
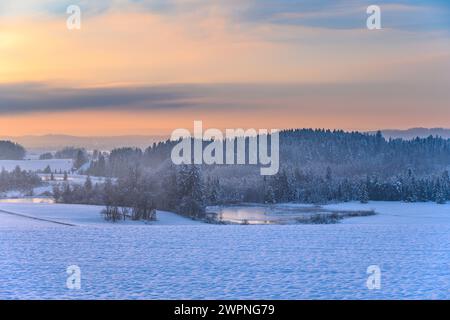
left=0, top=209, right=76, bottom=227
left=0, top=201, right=203, bottom=228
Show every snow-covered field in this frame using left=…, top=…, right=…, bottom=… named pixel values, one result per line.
left=0, top=159, right=73, bottom=172
left=0, top=202, right=201, bottom=227
left=0, top=201, right=449, bottom=299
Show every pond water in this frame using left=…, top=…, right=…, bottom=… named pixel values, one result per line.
left=207, top=204, right=337, bottom=224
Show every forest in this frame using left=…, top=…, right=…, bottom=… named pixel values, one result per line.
left=55, top=129, right=450, bottom=219
left=0, top=141, right=26, bottom=160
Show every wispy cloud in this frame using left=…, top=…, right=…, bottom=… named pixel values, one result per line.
left=239, top=0, right=450, bottom=32
left=0, top=83, right=200, bottom=114
left=1, top=0, right=449, bottom=32
left=0, top=1, right=449, bottom=134
left=1, top=73, right=449, bottom=115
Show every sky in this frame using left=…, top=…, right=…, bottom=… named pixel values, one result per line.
left=0, top=0, right=449, bottom=136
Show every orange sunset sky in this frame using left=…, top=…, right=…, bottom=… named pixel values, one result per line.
left=0, top=0, right=449, bottom=136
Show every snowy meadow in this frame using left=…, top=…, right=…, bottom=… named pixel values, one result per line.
left=1, top=200, right=450, bottom=299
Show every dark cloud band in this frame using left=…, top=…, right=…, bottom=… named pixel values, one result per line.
left=0, top=83, right=200, bottom=114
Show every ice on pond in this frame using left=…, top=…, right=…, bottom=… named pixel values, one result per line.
left=206, top=204, right=375, bottom=224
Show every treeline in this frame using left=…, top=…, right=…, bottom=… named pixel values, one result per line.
left=250, top=168, right=450, bottom=204
left=54, top=130, right=450, bottom=217
left=87, top=147, right=142, bottom=177
left=40, top=147, right=89, bottom=169
left=0, top=166, right=42, bottom=193
left=0, top=141, right=26, bottom=160
left=53, top=164, right=205, bottom=221
left=87, top=130, right=450, bottom=179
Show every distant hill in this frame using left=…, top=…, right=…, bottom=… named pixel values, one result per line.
left=3, top=128, right=449, bottom=152
left=370, top=128, right=450, bottom=140
left=0, top=135, right=168, bottom=152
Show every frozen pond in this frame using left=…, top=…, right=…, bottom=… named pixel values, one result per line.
left=207, top=204, right=375, bottom=224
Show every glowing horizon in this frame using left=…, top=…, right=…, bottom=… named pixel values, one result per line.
left=1, top=1, right=449, bottom=135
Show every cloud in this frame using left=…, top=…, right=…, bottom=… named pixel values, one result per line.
left=1, top=0, right=448, bottom=32
left=1, top=79, right=450, bottom=136
left=239, top=0, right=450, bottom=32
left=1, top=72, right=450, bottom=116
left=2, top=7, right=449, bottom=87
left=0, top=83, right=200, bottom=114
left=0, top=0, right=449, bottom=135
left=0, top=1, right=449, bottom=114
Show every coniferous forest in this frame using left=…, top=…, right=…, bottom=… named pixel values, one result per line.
left=51, top=129, right=450, bottom=219
left=0, top=141, right=26, bottom=160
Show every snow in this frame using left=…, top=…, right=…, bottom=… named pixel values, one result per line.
left=0, top=202, right=201, bottom=227
left=0, top=159, right=73, bottom=172
left=1, top=201, right=450, bottom=299
left=38, top=173, right=110, bottom=185
left=324, top=201, right=450, bottom=225
left=0, top=174, right=108, bottom=199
